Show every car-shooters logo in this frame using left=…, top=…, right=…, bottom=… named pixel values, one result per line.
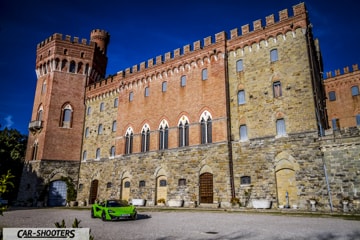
left=3, top=228, right=90, bottom=240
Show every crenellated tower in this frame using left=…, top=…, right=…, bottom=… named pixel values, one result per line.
left=19, top=29, right=110, bottom=205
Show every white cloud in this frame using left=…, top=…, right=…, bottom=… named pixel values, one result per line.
left=4, top=115, right=14, bottom=128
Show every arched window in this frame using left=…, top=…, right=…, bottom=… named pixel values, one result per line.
left=41, top=80, right=46, bottom=94
left=273, top=81, right=282, bottom=97
left=239, top=125, right=248, bottom=141
left=237, top=90, right=245, bottom=104
left=95, top=148, right=100, bottom=159
left=85, top=127, right=89, bottom=138
left=110, top=146, right=115, bottom=157
left=200, top=111, right=212, bottom=144
left=61, top=104, right=73, bottom=128
left=181, top=75, right=186, bottom=87
left=129, top=92, right=134, bottom=102
left=87, top=106, right=91, bottom=115
left=125, top=128, right=134, bottom=154
left=37, top=106, right=43, bottom=122
left=77, top=62, right=83, bottom=74
left=162, top=81, right=167, bottom=92
left=236, top=60, right=243, bottom=72
left=114, top=98, right=119, bottom=107
left=100, top=102, right=105, bottom=112
left=178, top=116, right=189, bottom=147
left=61, top=59, right=67, bottom=71
left=82, top=150, right=87, bottom=161
left=141, top=124, right=150, bottom=152
left=112, top=121, right=117, bottom=132
left=202, top=68, right=208, bottom=80
left=69, top=60, right=76, bottom=73
left=145, top=87, right=150, bottom=97
left=159, top=120, right=169, bottom=150
left=98, top=124, right=103, bottom=135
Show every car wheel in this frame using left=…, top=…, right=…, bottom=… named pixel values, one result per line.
left=132, top=213, right=137, bottom=220
left=91, top=208, right=95, bottom=218
left=101, top=211, right=106, bottom=221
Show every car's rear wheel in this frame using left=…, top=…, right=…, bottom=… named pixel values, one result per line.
left=91, top=208, right=95, bottom=218
left=132, top=213, right=137, bottom=220
left=101, top=211, right=106, bottom=221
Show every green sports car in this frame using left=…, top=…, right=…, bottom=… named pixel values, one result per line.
left=91, top=199, right=137, bottom=221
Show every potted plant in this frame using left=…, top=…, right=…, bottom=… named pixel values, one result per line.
left=341, top=196, right=351, bottom=212
left=61, top=177, right=77, bottom=207
left=157, top=198, right=166, bottom=206
left=231, top=197, right=241, bottom=208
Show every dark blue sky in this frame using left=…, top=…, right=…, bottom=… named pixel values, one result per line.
left=1, top=0, right=359, bottom=134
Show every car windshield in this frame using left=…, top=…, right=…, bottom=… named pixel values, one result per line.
left=107, top=200, right=128, bottom=207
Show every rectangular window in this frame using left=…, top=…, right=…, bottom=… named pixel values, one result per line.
left=100, top=102, right=105, bottom=112
left=329, top=91, right=336, bottom=101
left=181, top=76, right=186, bottom=87
left=178, top=179, right=186, bottom=186
left=114, top=98, right=119, bottom=107
left=357, top=115, right=360, bottom=126
left=276, top=119, right=286, bottom=136
left=129, top=92, right=134, bottom=102
left=202, top=69, right=208, bottom=80
left=273, top=81, right=282, bottom=97
left=145, top=87, right=149, bottom=97
left=351, top=86, right=359, bottom=96
left=139, top=180, right=145, bottom=187
left=236, top=60, right=243, bottom=72
left=240, top=125, right=248, bottom=141
left=237, top=90, right=245, bottom=105
left=162, top=81, right=167, bottom=92
left=270, top=49, right=278, bottom=62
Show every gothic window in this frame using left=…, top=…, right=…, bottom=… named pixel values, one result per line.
left=239, top=125, right=248, bottom=141
left=112, top=121, right=117, bottom=132
left=159, top=120, right=169, bottom=150
left=60, top=103, right=73, bottom=128
left=237, top=90, right=245, bottom=104
left=273, top=81, right=282, bottom=98
left=125, top=128, right=134, bottom=154
left=110, top=146, right=115, bottom=157
left=178, top=116, right=189, bottom=147
left=276, top=119, right=286, bottom=137
left=181, top=75, right=186, bottom=87
left=162, top=81, right=167, bottom=92
left=95, top=148, right=100, bottom=159
left=200, top=111, right=212, bottom=144
left=236, top=60, right=243, bottom=72
left=114, top=98, right=119, bottom=107
left=270, top=49, right=278, bottom=62
left=328, top=91, right=336, bottom=101
left=202, top=68, right=208, bottom=80
left=351, top=86, right=359, bottom=96
left=145, top=87, right=150, bottom=97
left=141, top=124, right=150, bottom=152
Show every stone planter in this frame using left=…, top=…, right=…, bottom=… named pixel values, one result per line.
left=252, top=199, right=271, bottom=209
left=131, top=199, right=146, bottom=206
left=342, top=200, right=349, bottom=213
left=168, top=199, right=184, bottom=207
left=309, top=200, right=317, bottom=211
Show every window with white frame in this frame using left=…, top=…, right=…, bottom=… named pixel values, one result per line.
left=159, top=120, right=169, bottom=150
left=200, top=111, right=212, bottom=144
left=178, top=116, right=189, bottom=147
left=141, top=124, right=150, bottom=152
left=125, top=127, right=133, bottom=154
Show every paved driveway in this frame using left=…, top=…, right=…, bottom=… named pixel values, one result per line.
left=1, top=208, right=360, bottom=240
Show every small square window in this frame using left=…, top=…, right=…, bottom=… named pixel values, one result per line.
left=159, top=180, right=167, bottom=187
left=139, top=180, right=146, bottom=187
left=124, top=181, right=130, bottom=188
left=106, top=182, right=112, bottom=188
left=178, top=178, right=186, bottom=186
left=241, top=176, right=251, bottom=185
left=328, top=91, right=336, bottom=101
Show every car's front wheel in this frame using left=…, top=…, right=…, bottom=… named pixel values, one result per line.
left=91, top=208, right=95, bottom=218
left=101, top=211, right=107, bottom=221
left=132, top=213, right=137, bottom=220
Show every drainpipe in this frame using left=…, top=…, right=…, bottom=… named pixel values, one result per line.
left=320, top=147, right=333, bottom=212
left=224, top=42, right=235, bottom=199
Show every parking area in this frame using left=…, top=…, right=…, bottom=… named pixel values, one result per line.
left=1, top=207, right=360, bottom=239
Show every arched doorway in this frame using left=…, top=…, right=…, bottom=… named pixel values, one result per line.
left=48, top=180, right=67, bottom=206
left=199, top=172, right=213, bottom=203
left=275, top=152, right=299, bottom=207
left=121, top=178, right=131, bottom=201
left=156, top=176, right=167, bottom=204
left=89, top=179, right=98, bottom=204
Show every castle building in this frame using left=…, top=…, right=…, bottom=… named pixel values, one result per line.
left=18, top=2, right=360, bottom=211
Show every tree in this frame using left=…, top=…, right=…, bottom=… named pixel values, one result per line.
left=0, top=170, right=15, bottom=215
left=0, top=127, right=27, bottom=203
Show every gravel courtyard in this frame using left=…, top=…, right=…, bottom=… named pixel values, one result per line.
left=1, top=208, right=360, bottom=240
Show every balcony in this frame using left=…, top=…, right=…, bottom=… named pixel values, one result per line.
left=28, top=120, right=43, bottom=132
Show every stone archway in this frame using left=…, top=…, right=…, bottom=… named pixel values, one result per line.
left=274, top=152, right=299, bottom=207
left=155, top=168, right=167, bottom=204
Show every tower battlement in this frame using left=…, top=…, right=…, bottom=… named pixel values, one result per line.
left=86, top=2, right=307, bottom=95
left=325, top=64, right=359, bottom=79
left=36, top=32, right=95, bottom=49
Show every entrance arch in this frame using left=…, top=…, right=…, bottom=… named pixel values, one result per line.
left=275, top=152, right=299, bottom=207
left=89, top=179, right=98, bottom=204
left=48, top=180, right=67, bottom=206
